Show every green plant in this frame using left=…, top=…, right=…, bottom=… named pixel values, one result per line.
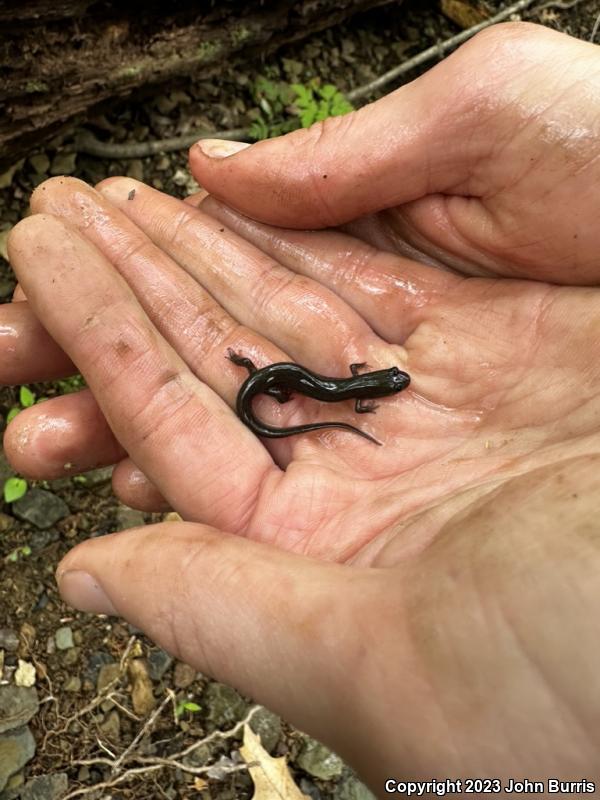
left=248, top=77, right=353, bottom=141
left=175, top=700, right=201, bottom=719
left=6, top=384, right=36, bottom=423
left=3, top=477, right=27, bottom=504
left=5, top=545, right=31, bottom=563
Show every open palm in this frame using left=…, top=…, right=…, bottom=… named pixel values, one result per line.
left=5, top=176, right=598, bottom=571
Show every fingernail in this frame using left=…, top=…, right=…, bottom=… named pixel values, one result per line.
left=56, top=569, right=117, bottom=615
left=196, top=139, right=251, bottom=158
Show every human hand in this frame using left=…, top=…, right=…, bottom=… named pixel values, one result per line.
left=190, top=22, right=600, bottom=285
left=5, top=171, right=600, bottom=788
left=4, top=19, right=600, bottom=789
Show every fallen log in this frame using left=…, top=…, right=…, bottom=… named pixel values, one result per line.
left=0, top=0, right=395, bottom=169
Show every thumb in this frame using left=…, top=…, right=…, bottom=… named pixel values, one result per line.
left=188, top=25, right=515, bottom=228
left=55, top=522, right=401, bottom=754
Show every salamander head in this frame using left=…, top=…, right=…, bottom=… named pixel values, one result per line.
left=389, top=366, right=411, bottom=392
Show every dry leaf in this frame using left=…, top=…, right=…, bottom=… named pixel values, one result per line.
left=440, top=0, right=490, bottom=29
left=240, top=724, right=308, bottom=800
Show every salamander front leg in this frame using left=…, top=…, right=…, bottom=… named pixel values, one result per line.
left=227, top=348, right=257, bottom=374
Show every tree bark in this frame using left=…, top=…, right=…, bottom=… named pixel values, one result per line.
left=0, top=0, right=395, bottom=170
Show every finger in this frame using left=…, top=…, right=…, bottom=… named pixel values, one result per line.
left=3, top=388, right=126, bottom=478
left=55, top=520, right=392, bottom=758
left=0, top=301, right=76, bottom=385
left=112, top=457, right=171, bottom=511
left=200, top=196, right=459, bottom=342
left=186, top=26, right=504, bottom=229
left=95, top=177, right=389, bottom=371
left=8, top=214, right=275, bottom=532
left=33, top=178, right=395, bottom=465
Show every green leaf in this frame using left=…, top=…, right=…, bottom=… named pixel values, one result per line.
left=319, top=84, right=337, bottom=100
left=3, top=477, right=28, bottom=504
left=19, top=385, right=35, bottom=408
left=183, top=701, right=201, bottom=712
left=6, top=407, right=20, bottom=423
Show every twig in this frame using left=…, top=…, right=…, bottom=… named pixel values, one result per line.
left=75, top=127, right=249, bottom=159
left=111, top=691, right=172, bottom=771
left=591, top=9, right=600, bottom=41
left=348, top=0, right=544, bottom=101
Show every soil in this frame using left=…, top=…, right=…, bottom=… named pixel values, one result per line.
left=1, top=1, right=599, bottom=798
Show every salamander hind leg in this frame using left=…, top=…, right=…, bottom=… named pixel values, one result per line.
left=355, top=399, right=379, bottom=414
left=227, top=348, right=257, bottom=375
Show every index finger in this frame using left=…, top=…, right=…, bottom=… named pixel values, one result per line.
left=7, top=213, right=276, bottom=532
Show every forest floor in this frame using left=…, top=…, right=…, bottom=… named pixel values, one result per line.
left=0, top=1, right=599, bottom=798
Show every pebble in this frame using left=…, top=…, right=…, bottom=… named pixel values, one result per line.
left=0, top=629, right=19, bottom=652
left=80, top=465, right=113, bottom=488
left=128, top=658, right=155, bottom=715
left=203, top=682, right=248, bottom=730
left=19, top=772, right=69, bottom=800
left=0, top=512, right=16, bottom=533
left=173, top=661, right=197, bottom=689
left=85, top=650, right=113, bottom=683
left=97, top=662, right=120, bottom=694
left=126, top=160, right=145, bottom=182
left=334, top=776, right=377, bottom=800
left=147, top=647, right=173, bottom=681
left=0, top=686, right=39, bottom=734
left=115, top=505, right=146, bottom=531
left=297, top=736, right=344, bottom=780
left=0, top=726, right=36, bottom=791
left=49, top=151, right=77, bottom=176
left=14, top=660, right=36, bottom=688
left=12, top=488, right=69, bottom=529
left=249, top=707, right=282, bottom=753
left=99, top=709, right=120, bottom=742
left=64, top=676, right=81, bottom=693
left=54, top=626, right=74, bottom=650
left=28, top=153, right=50, bottom=175
left=62, top=646, right=80, bottom=667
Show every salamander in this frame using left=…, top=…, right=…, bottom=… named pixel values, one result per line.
left=227, top=349, right=410, bottom=445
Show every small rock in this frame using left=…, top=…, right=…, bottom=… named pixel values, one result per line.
left=62, top=646, right=80, bottom=666
left=128, top=658, right=155, bottom=715
left=97, top=662, right=120, bottom=694
left=64, top=676, right=81, bottom=693
left=203, top=682, right=248, bottom=730
left=300, top=777, right=322, bottom=800
left=173, top=661, right=197, bottom=689
left=126, top=159, right=145, bottom=181
left=80, top=465, right=113, bottom=488
left=334, top=776, right=377, bottom=800
left=12, top=489, right=69, bottom=530
left=49, top=151, right=77, bottom=176
left=29, top=529, right=59, bottom=551
left=297, top=736, right=343, bottom=780
left=54, top=626, right=74, bottom=651
left=182, top=742, right=212, bottom=769
left=0, top=629, right=19, bottom=652
left=29, top=153, right=50, bottom=175
left=99, top=709, right=120, bottom=742
left=48, top=476, right=72, bottom=491
left=0, top=686, right=39, bottom=734
left=14, top=660, right=36, bottom=688
left=45, top=637, right=56, bottom=655
left=147, top=648, right=173, bottom=681
left=0, top=725, right=36, bottom=791
left=19, top=772, right=69, bottom=800
left=85, top=651, right=114, bottom=683
left=249, top=707, right=282, bottom=753
left=115, top=505, right=145, bottom=531
left=0, top=513, right=16, bottom=533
